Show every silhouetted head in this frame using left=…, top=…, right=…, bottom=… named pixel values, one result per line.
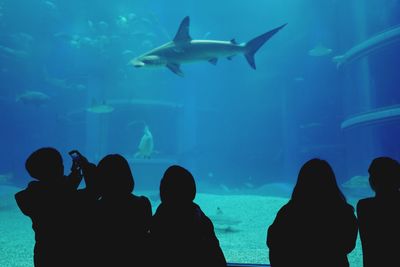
left=160, top=165, right=196, bottom=204
left=291, top=158, right=346, bottom=205
left=97, top=154, right=134, bottom=196
left=368, top=157, right=400, bottom=194
left=25, top=147, right=64, bottom=182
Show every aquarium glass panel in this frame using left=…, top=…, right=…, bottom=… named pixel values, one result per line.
left=1, top=0, right=400, bottom=266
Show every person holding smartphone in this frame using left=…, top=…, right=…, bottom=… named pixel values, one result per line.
left=15, top=147, right=84, bottom=267
left=67, top=149, right=102, bottom=266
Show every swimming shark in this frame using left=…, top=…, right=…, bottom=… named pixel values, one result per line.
left=130, top=16, right=287, bottom=76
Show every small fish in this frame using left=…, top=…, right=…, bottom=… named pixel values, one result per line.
left=214, top=225, right=241, bottom=234
left=209, top=207, right=242, bottom=226
left=11, top=32, right=34, bottom=47
left=127, top=13, right=137, bottom=21
left=46, top=77, right=71, bottom=89
left=244, top=182, right=254, bottom=189
left=0, top=45, right=29, bottom=59
left=16, top=91, right=50, bottom=106
left=294, top=76, right=305, bottom=82
left=87, top=20, right=94, bottom=29
left=43, top=1, right=57, bottom=10
left=141, top=40, right=153, bottom=48
left=86, top=100, right=114, bottom=114
left=116, top=16, right=128, bottom=27
left=74, top=84, right=86, bottom=91
left=308, top=44, right=333, bottom=57
left=203, top=31, right=212, bottom=39
left=69, top=38, right=81, bottom=49
left=122, top=50, right=134, bottom=56
left=219, top=184, right=230, bottom=193
left=98, top=21, right=109, bottom=31
left=53, top=32, right=71, bottom=41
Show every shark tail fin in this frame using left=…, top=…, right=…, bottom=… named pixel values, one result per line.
left=244, top=23, right=287, bottom=69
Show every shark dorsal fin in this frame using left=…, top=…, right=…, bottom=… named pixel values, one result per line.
left=230, top=38, right=237, bottom=44
left=173, top=16, right=192, bottom=43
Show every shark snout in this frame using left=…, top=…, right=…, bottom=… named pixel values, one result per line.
left=129, top=59, right=145, bottom=68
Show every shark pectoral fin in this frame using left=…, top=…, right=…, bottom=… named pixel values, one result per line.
left=167, top=63, right=184, bottom=77
left=208, top=58, right=218, bottom=65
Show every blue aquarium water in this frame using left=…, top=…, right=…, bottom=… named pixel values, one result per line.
left=1, top=0, right=400, bottom=266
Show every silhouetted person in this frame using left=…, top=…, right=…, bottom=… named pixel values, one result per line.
left=67, top=150, right=100, bottom=266
left=356, top=157, right=400, bottom=267
left=267, top=159, right=358, bottom=267
left=14, top=147, right=82, bottom=267
left=96, top=154, right=152, bottom=267
left=151, top=165, right=227, bottom=267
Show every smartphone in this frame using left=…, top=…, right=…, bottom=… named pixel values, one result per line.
left=69, top=150, right=80, bottom=161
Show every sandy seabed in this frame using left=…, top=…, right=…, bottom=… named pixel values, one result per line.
left=0, top=186, right=362, bottom=267
left=195, top=193, right=363, bottom=266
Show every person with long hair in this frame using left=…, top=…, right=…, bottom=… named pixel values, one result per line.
left=96, top=154, right=152, bottom=267
left=267, top=158, right=358, bottom=267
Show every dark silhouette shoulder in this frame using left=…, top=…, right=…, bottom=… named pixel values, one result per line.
left=356, top=157, right=400, bottom=267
